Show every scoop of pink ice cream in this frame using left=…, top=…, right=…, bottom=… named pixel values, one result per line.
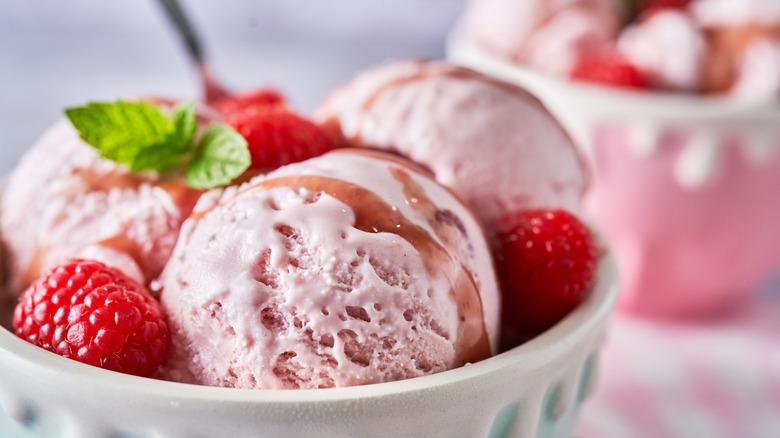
left=313, top=59, right=589, bottom=231
left=158, top=150, right=500, bottom=389
left=459, top=0, right=623, bottom=76
left=618, top=10, right=707, bottom=91
left=692, top=0, right=780, bottom=98
left=0, top=119, right=202, bottom=295
left=691, top=0, right=780, bottom=28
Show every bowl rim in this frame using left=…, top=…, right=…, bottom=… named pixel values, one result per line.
left=0, top=254, right=618, bottom=405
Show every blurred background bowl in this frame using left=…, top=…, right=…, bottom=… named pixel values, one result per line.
left=450, top=32, right=780, bottom=318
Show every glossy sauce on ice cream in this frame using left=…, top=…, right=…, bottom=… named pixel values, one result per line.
left=193, top=159, right=491, bottom=365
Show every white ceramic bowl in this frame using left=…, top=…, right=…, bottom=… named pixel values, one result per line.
left=449, top=32, right=780, bottom=318
left=0, top=254, right=616, bottom=438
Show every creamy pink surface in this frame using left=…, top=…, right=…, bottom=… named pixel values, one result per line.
left=158, top=151, right=500, bottom=389
left=692, top=0, right=780, bottom=27
left=459, top=0, right=780, bottom=100
left=313, top=59, right=588, bottom=230
left=618, top=10, right=706, bottom=91
left=692, top=0, right=780, bottom=99
left=728, top=38, right=780, bottom=102
left=459, top=0, right=622, bottom=76
left=0, top=119, right=201, bottom=295
left=586, top=126, right=780, bottom=316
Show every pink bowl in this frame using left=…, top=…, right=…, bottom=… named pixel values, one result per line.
left=449, top=33, right=780, bottom=317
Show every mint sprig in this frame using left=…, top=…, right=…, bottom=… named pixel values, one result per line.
left=186, top=124, right=249, bottom=189
left=65, top=100, right=250, bottom=189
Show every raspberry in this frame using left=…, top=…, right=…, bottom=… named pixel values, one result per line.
left=227, top=109, right=336, bottom=171
left=494, top=209, right=598, bottom=348
left=212, top=88, right=286, bottom=119
left=570, top=52, right=648, bottom=89
left=13, top=259, right=169, bottom=377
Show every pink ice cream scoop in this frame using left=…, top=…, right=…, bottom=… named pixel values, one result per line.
left=313, top=59, right=589, bottom=232
left=610, top=0, right=780, bottom=99
left=0, top=119, right=202, bottom=295
left=692, top=0, right=780, bottom=100
left=458, top=0, right=623, bottom=77
left=618, top=10, right=707, bottom=92
left=158, top=150, right=500, bottom=389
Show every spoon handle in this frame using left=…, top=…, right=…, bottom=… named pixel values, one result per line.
left=158, top=0, right=204, bottom=64
left=156, top=0, right=229, bottom=102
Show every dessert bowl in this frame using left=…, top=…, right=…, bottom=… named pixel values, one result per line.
left=449, top=32, right=780, bottom=318
left=0, top=253, right=616, bottom=438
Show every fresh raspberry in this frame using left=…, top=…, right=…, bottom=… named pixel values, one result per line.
left=13, top=259, right=169, bottom=377
left=227, top=109, right=336, bottom=171
left=212, top=88, right=287, bottom=119
left=570, top=52, right=648, bottom=89
left=494, top=209, right=598, bottom=348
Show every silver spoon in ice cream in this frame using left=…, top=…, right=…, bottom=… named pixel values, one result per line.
left=156, top=0, right=230, bottom=102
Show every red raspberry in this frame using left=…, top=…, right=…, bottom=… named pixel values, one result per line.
left=212, top=88, right=286, bottom=119
left=13, top=259, right=169, bottom=377
left=494, top=209, right=598, bottom=348
left=570, top=52, right=648, bottom=89
left=228, top=109, right=336, bottom=171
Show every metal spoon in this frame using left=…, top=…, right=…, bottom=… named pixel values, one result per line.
left=156, top=0, right=229, bottom=102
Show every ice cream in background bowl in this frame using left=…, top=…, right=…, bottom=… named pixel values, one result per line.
left=449, top=0, right=780, bottom=318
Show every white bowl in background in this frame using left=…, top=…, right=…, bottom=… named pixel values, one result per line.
left=449, top=32, right=780, bottom=318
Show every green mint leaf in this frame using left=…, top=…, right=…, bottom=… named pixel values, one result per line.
left=126, top=102, right=198, bottom=172
left=172, top=102, right=197, bottom=146
left=126, top=140, right=190, bottom=172
left=186, top=123, right=250, bottom=189
left=65, top=101, right=176, bottom=165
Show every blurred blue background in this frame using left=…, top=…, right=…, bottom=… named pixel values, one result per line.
left=0, top=0, right=466, bottom=175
